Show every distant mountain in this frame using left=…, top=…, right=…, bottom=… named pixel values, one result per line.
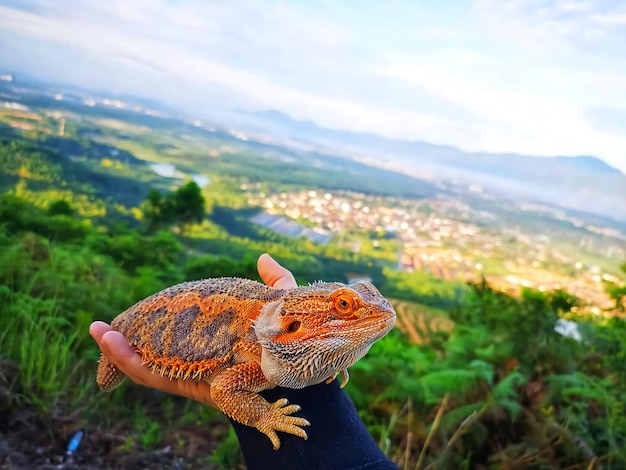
left=551, top=156, right=622, bottom=175
left=250, top=109, right=623, bottom=173
left=235, top=109, right=626, bottom=220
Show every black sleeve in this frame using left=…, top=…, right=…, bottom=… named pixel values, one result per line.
left=229, top=380, right=398, bottom=470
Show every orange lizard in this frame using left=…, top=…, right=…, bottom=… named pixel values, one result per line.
left=96, top=277, right=396, bottom=450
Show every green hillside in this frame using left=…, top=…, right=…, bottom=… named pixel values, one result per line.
left=0, top=114, right=625, bottom=468
left=390, top=299, right=454, bottom=344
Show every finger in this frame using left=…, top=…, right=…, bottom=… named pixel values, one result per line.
left=89, top=320, right=112, bottom=344
left=257, top=253, right=297, bottom=289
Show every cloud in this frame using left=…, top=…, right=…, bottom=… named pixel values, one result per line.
left=473, top=0, right=626, bottom=59
left=585, top=107, right=626, bottom=138
left=0, top=2, right=475, bottom=137
left=0, top=0, right=626, bottom=171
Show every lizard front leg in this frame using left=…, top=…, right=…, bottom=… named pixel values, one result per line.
left=210, top=361, right=310, bottom=450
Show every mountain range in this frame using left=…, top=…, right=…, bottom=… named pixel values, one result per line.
left=231, top=109, right=626, bottom=221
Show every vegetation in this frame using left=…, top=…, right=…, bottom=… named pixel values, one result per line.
left=606, top=263, right=626, bottom=312
left=143, top=181, right=206, bottom=234
left=349, top=281, right=626, bottom=468
left=1, top=108, right=626, bottom=469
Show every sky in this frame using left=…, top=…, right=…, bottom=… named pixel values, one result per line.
left=0, top=0, right=625, bottom=171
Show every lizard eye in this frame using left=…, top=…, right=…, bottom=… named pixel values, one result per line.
left=334, top=293, right=356, bottom=316
left=286, top=321, right=302, bottom=333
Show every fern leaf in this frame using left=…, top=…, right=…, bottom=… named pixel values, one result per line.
left=497, top=397, right=523, bottom=419
left=469, top=360, right=495, bottom=386
left=562, top=386, right=608, bottom=403
left=420, top=369, right=486, bottom=404
left=493, top=371, right=527, bottom=400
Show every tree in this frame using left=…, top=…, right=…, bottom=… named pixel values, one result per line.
left=47, top=199, right=74, bottom=217
left=141, top=182, right=206, bottom=234
left=172, top=181, right=206, bottom=233
left=143, top=189, right=167, bottom=232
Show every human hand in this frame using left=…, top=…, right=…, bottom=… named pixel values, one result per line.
left=89, top=253, right=298, bottom=409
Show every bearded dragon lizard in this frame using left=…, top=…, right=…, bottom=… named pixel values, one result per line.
left=96, top=277, right=396, bottom=450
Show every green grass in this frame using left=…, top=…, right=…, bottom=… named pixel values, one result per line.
left=91, top=136, right=168, bottom=163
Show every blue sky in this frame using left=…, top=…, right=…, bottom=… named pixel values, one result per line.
left=1, top=0, right=625, bottom=171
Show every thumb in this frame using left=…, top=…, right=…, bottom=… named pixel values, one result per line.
left=257, top=254, right=297, bottom=289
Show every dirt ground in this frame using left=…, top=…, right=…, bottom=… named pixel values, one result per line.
left=0, top=410, right=233, bottom=470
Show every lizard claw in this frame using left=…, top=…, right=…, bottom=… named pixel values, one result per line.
left=258, top=398, right=310, bottom=450
left=325, top=369, right=350, bottom=388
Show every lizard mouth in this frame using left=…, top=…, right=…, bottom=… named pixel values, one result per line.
left=375, top=316, right=396, bottom=334
left=293, top=312, right=396, bottom=343
left=348, top=315, right=396, bottom=337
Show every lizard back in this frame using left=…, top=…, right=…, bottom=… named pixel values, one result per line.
left=109, top=277, right=285, bottom=382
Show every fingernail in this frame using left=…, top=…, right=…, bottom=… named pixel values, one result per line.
left=100, top=331, right=113, bottom=347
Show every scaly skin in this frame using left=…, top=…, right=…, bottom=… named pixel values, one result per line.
left=96, top=276, right=396, bottom=449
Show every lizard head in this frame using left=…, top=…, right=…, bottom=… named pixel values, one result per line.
left=253, top=280, right=396, bottom=389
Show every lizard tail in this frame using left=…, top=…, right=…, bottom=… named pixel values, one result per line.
left=96, top=353, right=127, bottom=391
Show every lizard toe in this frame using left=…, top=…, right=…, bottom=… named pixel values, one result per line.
left=258, top=398, right=310, bottom=450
